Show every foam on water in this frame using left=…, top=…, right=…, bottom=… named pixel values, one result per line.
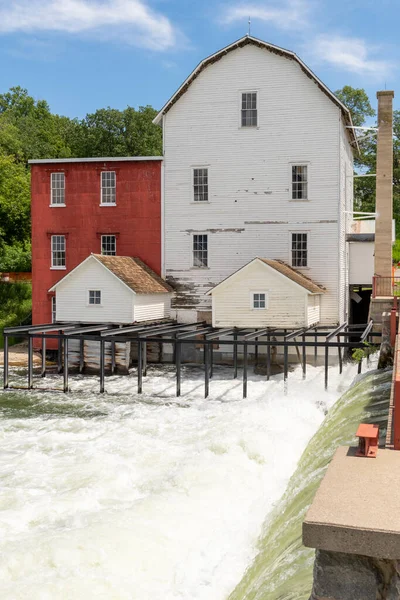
left=0, top=361, right=364, bottom=599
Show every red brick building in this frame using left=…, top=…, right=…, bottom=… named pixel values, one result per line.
left=29, top=157, right=163, bottom=348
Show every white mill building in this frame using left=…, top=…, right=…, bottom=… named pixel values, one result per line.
left=154, top=35, right=358, bottom=328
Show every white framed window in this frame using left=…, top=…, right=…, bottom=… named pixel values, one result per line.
left=101, top=235, right=116, bottom=255
left=291, top=165, right=308, bottom=200
left=193, top=168, right=208, bottom=202
left=101, top=171, right=116, bottom=205
left=252, top=292, right=268, bottom=310
left=88, top=290, right=101, bottom=305
left=51, top=235, right=66, bottom=269
left=51, top=296, right=56, bottom=323
left=51, top=173, right=65, bottom=205
left=241, top=92, right=257, bottom=127
left=291, top=232, right=308, bottom=267
left=193, top=234, right=208, bottom=268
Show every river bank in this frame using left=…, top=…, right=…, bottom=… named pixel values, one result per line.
left=0, top=341, right=41, bottom=367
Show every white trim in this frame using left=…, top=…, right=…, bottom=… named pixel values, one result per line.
left=152, top=35, right=355, bottom=141
left=191, top=166, right=210, bottom=203
left=50, top=234, right=66, bottom=269
left=49, top=254, right=137, bottom=295
left=208, top=258, right=315, bottom=296
left=289, top=162, right=309, bottom=202
left=191, top=233, right=209, bottom=269
left=49, top=204, right=66, bottom=208
left=29, top=157, right=163, bottom=164
left=250, top=291, right=268, bottom=310
left=289, top=231, right=309, bottom=269
left=50, top=267, right=67, bottom=271
left=239, top=90, right=259, bottom=129
left=100, top=171, right=116, bottom=206
left=161, top=156, right=165, bottom=278
left=50, top=172, right=65, bottom=206
left=101, top=234, right=117, bottom=256
left=87, top=289, right=102, bottom=306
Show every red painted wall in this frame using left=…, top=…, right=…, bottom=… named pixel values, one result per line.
left=31, top=159, right=162, bottom=349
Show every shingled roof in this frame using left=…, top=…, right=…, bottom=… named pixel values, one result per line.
left=257, top=259, right=325, bottom=294
left=93, top=255, right=173, bottom=294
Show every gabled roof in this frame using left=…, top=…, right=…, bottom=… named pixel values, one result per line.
left=258, top=259, right=326, bottom=294
left=207, top=258, right=325, bottom=295
left=153, top=35, right=357, bottom=149
left=49, top=254, right=173, bottom=294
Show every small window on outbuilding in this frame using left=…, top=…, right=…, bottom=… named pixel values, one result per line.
left=252, top=292, right=267, bottom=309
left=89, top=290, right=101, bottom=305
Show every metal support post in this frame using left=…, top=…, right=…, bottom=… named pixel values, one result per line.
left=302, top=334, right=306, bottom=379
left=79, top=338, right=84, bottom=374
left=143, top=341, right=147, bottom=377
left=337, top=336, right=343, bottom=374
left=176, top=341, right=181, bottom=397
left=100, top=339, right=105, bottom=393
left=205, top=342, right=210, bottom=399
left=267, top=333, right=271, bottom=381
left=283, top=345, right=288, bottom=383
left=233, top=331, right=238, bottom=379
left=28, top=336, right=33, bottom=389
left=58, top=330, right=63, bottom=374
left=63, top=338, right=69, bottom=393
left=210, top=343, right=213, bottom=379
left=358, top=357, right=362, bottom=374
left=41, top=338, right=46, bottom=378
left=137, top=341, right=143, bottom=394
left=324, top=346, right=329, bottom=390
left=111, top=341, right=116, bottom=374
left=3, top=334, right=9, bottom=389
left=243, top=343, right=248, bottom=399
left=314, top=328, right=318, bottom=366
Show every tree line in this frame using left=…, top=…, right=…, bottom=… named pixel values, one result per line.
left=0, top=85, right=398, bottom=271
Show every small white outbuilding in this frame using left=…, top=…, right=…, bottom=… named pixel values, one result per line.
left=49, top=254, right=173, bottom=324
left=208, top=258, right=325, bottom=329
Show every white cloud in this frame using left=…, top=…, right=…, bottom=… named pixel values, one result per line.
left=220, top=0, right=311, bottom=32
left=0, top=0, right=177, bottom=50
left=312, top=35, right=393, bottom=77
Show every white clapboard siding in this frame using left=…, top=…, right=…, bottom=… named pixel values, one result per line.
left=163, top=43, right=354, bottom=326
left=133, top=294, right=172, bottom=322
left=211, top=260, right=311, bottom=328
left=307, top=295, right=321, bottom=326
left=56, top=258, right=134, bottom=323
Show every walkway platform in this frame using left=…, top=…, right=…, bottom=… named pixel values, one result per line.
left=303, top=445, right=400, bottom=559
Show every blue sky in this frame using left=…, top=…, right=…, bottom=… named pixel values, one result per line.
left=0, top=0, right=398, bottom=119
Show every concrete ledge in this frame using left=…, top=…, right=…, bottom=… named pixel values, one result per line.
left=303, top=446, right=400, bottom=559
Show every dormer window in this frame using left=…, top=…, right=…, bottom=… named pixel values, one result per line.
left=241, top=92, right=257, bottom=127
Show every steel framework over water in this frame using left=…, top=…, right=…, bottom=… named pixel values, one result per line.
left=3, top=320, right=380, bottom=399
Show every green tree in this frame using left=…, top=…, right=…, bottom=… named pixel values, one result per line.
left=0, top=155, right=30, bottom=247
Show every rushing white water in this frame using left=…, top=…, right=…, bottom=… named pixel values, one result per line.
left=0, top=361, right=363, bottom=600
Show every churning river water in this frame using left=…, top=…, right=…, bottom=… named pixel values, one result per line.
left=0, top=359, right=390, bottom=600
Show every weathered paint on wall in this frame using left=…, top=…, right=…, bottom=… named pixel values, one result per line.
left=31, top=159, right=162, bottom=348
left=162, top=43, right=353, bottom=325
left=210, top=259, right=319, bottom=328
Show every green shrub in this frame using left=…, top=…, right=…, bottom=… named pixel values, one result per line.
left=0, top=241, right=31, bottom=272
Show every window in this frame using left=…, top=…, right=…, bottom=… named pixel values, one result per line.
left=101, top=235, right=116, bottom=255
left=291, top=233, right=308, bottom=267
left=292, top=165, right=308, bottom=200
left=241, top=92, right=257, bottom=127
left=193, top=234, right=208, bottom=268
left=193, top=168, right=208, bottom=202
left=101, top=171, right=116, bottom=205
left=51, top=296, right=56, bottom=323
left=51, top=173, right=65, bottom=205
left=89, top=290, right=101, bottom=305
left=253, top=292, right=267, bottom=309
left=51, top=235, right=66, bottom=268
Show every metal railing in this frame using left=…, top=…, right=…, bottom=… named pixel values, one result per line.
left=372, top=276, right=400, bottom=298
